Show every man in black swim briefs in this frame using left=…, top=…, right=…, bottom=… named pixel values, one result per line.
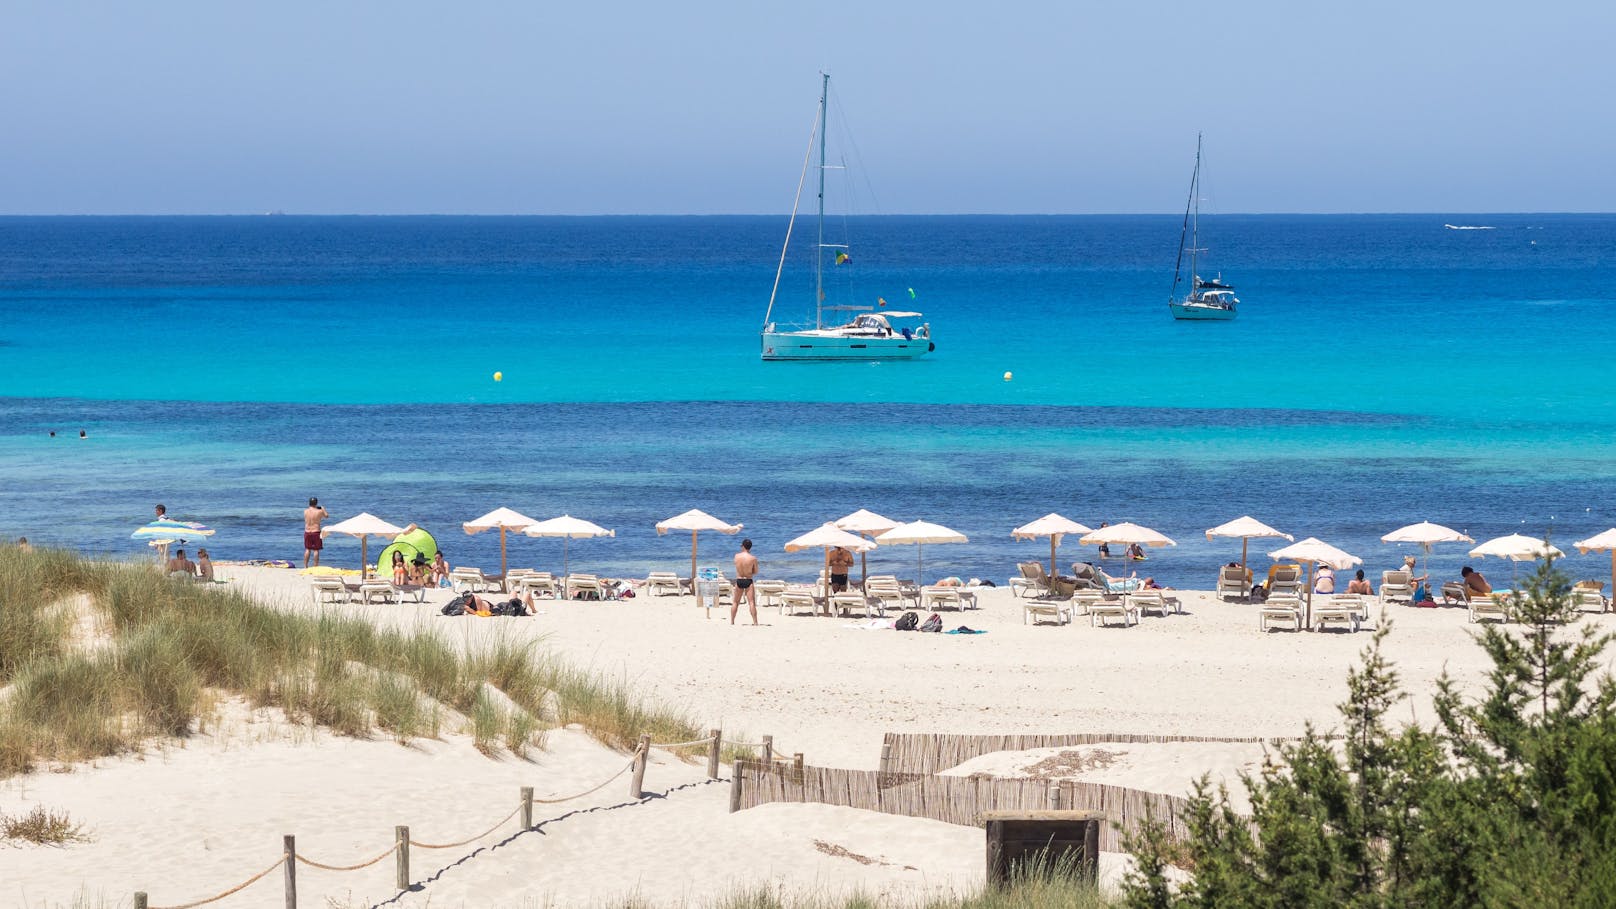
left=828, top=545, right=854, bottom=592
left=732, top=538, right=759, bottom=626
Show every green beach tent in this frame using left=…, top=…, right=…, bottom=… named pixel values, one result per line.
left=377, top=527, right=438, bottom=576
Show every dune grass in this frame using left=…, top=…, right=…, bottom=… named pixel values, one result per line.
left=0, top=547, right=703, bottom=775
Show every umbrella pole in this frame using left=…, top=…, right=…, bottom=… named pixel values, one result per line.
left=500, top=527, right=508, bottom=578
left=563, top=537, right=570, bottom=581
left=690, top=532, right=698, bottom=598
left=1050, top=536, right=1059, bottom=581
left=917, top=544, right=924, bottom=586
left=1240, top=537, right=1248, bottom=571
left=361, top=536, right=368, bottom=579
left=1609, top=549, right=1614, bottom=602
left=1306, top=561, right=1315, bottom=630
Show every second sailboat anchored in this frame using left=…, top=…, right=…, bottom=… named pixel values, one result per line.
left=761, top=74, right=934, bottom=361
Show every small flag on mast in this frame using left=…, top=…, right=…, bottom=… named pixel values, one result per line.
left=835, top=251, right=850, bottom=265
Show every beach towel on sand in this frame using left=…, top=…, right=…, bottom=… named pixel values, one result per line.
left=945, top=627, right=986, bottom=635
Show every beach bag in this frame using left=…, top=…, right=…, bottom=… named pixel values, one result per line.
left=502, top=598, right=529, bottom=616
left=919, top=613, right=943, bottom=633
left=894, top=611, right=920, bottom=631
left=441, top=593, right=471, bottom=616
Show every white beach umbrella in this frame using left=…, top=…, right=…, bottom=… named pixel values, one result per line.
left=323, top=512, right=406, bottom=578
left=1468, top=533, right=1564, bottom=562
left=1205, top=516, right=1292, bottom=570
left=1469, top=533, right=1565, bottom=586
left=1079, top=523, right=1176, bottom=565
left=523, top=515, right=614, bottom=579
left=835, top=508, right=899, bottom=587
left=1381, top=521, right=1474, bottom=580
left=1574, top=528, right=1616, bottom=597
left=1012, top=513, right=1093, bottom=580
left=463, top=507, right=538, bottom=578
left=874, top=520, right=967, bottom=583
left=786, top=523, right=876, bottom=592
left=655, top=509, right=743, bottom=591
left=1269, top=537, right=1362, bottom=628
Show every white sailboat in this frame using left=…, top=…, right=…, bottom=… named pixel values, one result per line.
left=761, top=74, right=934, bottom=361
left=1168, top=134, right=1239, bottom=321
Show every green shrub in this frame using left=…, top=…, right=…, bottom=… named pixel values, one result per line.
left=1124, top=552, right=1616, bottom=907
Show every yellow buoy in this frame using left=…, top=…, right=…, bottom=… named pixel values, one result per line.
left=493, top=371, right=503, bottom=382
left=1003, top=371, right=1013, bottom=382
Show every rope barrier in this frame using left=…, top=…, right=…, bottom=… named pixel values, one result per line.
left=138, top=733, right=748, bottom=906
left=409, top=803, right=524, bottom=850
left=295, top=842, right=398, bottom=872
left=531, top=755, right=638, bottom=804
left=148, top=854, right=285, bottom=909
left=649, top=736, right=716, bottom=748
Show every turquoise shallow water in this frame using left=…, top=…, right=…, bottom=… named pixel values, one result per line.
left=1, top=215, right=1613, bottom=586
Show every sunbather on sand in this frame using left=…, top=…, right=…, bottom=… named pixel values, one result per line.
left=431, top=552, right=450, bottom=586
left=1347, top=569, right=1373, bottom=595
left=196, top=548, right=214, bottom=582
left=1462, top=566, right=1492, bottom=596
left=391, top=550, right=408, bottom=585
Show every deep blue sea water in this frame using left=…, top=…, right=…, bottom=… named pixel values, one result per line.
left=2, top=215, right=1614, bottom=587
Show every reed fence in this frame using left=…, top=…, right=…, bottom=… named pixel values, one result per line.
left=878, top=731, right=1281, bottom=776
left=729, top=759, right=1190, bottom=851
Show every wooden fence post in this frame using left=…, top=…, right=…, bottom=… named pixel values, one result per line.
left=520, top=786, right=534, bottom=829
left=133, top=894, right=147, bottom=909
left=283, top=834, right=297, bottom=909
left=1048, top=783, right=1062, bottom=809
left=729, top=762, right=744, bottom=813
left=629, top=733, right=650, bottom=798
left=395, top=825, right=410, bottom=891
left=793, top=753, right=805, bottom=798
left=880, top=740, right=892, bottom=774
left=761, top=735, right=773, bottom=764
left=707, top=728, right=721, bottom=780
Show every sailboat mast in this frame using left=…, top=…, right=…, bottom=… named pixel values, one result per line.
left=814, top=73, right=829, bottom=330
left=1189, top=132, right=1201, bottom=287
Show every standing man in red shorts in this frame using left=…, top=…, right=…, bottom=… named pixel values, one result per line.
left=303, top=497, right=329, bottom=568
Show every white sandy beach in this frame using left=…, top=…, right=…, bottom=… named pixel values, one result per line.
left=4, top=565, right=1609, bottom=908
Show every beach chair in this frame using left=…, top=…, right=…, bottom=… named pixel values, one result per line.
left=864, top=578, right=908, bottom=616
left=1314, top=594, right=1362, bottom=632
left=753, top=579, right=788, bottom=609
left=1379, top=570, right=1413, bottom=604
left=450, top=566, right=504, bottom=593
left=643, top=571, right=687, bottom=597
left=1129, top=588, right=1179, bottom=617
left=309, top=576, right=351, bottom=604
left=358, top=578, right=399, bottom=605
left=1468, top=593, right=1510, bottom=624
left=512, top=572, right=558, bottom=599
left=1088, top=595, right=1138, bottom=628
left=1436, top=581, right=1465, bottom=605
left=829, top=590, right=874, bottom=617
left=1259, top=593, right=1304, bottom=632
left=1071, top=588, right=1106, bottom=617
left=921, top=586, right=964, bottom=612
left=1216, top=565, right=1248, bottom=602
left=779, top=585, right=819, bottom=617
left=1267, top=566, right=1302, bottom=599
left=564, top=574, right=604, bottom=600
left=1013, top=562, right=1049, bottom=598
left=1571, top=583, right=1607, bottom=613
left=1023, top=597, right=1071, bottom=625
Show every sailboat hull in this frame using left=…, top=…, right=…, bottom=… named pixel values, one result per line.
left=1169, top=301, right=1237, bottom=321
left=761, top=331, right=934, bottom=360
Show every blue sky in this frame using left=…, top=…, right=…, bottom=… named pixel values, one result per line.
left=1, top=1, right=1610, bottom=214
